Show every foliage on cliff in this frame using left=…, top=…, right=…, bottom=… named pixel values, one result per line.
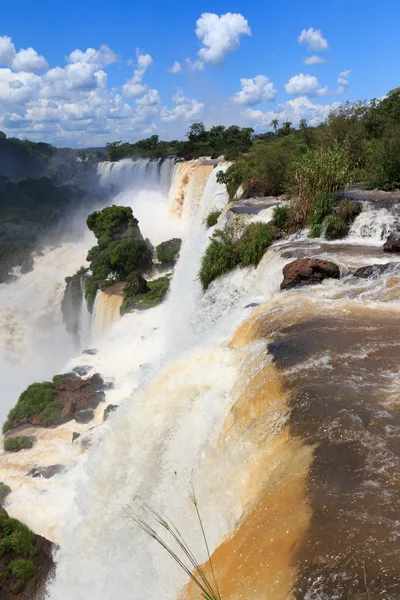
left=3, top=437, right=34, bottom=452
left=199, top=222, right=275, bottom=290
left=156, top=238, right=182, bottom=264
left=121, top=276, right=170, bottom=315
left=0, top=508, right=54, bottom=595
left=3, top=382, right=61, bottom=433
left=85, top=205, right=153, bottom=310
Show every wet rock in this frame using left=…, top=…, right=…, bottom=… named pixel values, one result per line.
left=383, top=234, right=400, bottom=252
left=72, top=432, right=81, bottom=442
left=281, top=258, right=340, bottom=290
left=73, top=365, right=93, bottom=377
left=53, top=372, right=106, bottom=422
left=353, top=262, right=400, bottom=278
left=0, top=508, right=55, bottom=598
left=245, top=303, right=259, bottom=308
left=0, top=483, right=11, bottom=506
left=83, top=348, right=98, bottom=355
left=20, top=254, right=34, bottom=275
left=103, top=404, right=118, bottom=422
left=28, top=465, right=64, bottom=479
left=74, top=409, right=95, bottom=424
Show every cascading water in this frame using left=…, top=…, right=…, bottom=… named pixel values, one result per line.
left=1, top=161, right=399, bottom=600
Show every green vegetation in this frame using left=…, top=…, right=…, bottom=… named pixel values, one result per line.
left=85, top=205, right=153, bottom=310
left=236, top=223, right=275, bottom=266
left=121, top=276, right=170, bottom=315
left=199, top=229, right=239, bottom=291
left=9, top=559, right=37, bottom=594
left=3, top=437, right=34, bottom=453
left=3, top=381, right=62, bottom=433
left=0, top=510, right=37, bottom=558
left=272, top=205, right=289, bottom=231
left=0, top=484, right=11, bottom=506
left=156, top=238, right=182, bottom=264
left=106, top=123, right=254, bottom=161
left=205, top=211, right=222, bottom=228
left=199, top=222, right=275, bottom=290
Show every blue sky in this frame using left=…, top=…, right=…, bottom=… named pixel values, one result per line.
left=0, top=0, right=398, bottom=147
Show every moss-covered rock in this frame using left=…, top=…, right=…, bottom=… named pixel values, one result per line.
left=121, top=276, right=170, bottom=315
left=0, top=508, right=54, bottom=596
left=0, top=484, right=11, bottom=506
left=156, top=238, right=182, bottom=264
left=4, top=437, right=34, bottom=453
left=3, top=373, right=107, bottom=433
left=205, top=211, right=222, bottom=228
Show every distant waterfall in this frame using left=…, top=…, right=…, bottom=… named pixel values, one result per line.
left=97, top=157, right=177, bottom=193
left=91, top=289, right=123, bottom=340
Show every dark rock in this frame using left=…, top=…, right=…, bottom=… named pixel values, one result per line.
left=28, top=465, right=65, bottom=479
left=354, top=262, right=400, bottom=278
left=383, top=234, right=400, bottom=252
left=74, top=409, right=95, bottom=424
left=0, top=483, right=11, bottom=506
left=103, top=404, right=118, bottom=422
left=20, top=254, right=34, bottom=275
left=245, top=303, right=259, bottom=308
left=281, top=259, right=340, bottom=290
left=0, top=508, right=55, bottom=598
left=83, top=348, right=98, bottom=355
left=72, top=365, right=93, bottom=377
left=53, top=372, right=106, bottom=423
left=72, top=432, right=81, bottom=442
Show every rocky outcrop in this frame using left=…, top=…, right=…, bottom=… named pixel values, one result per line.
left=281, top=259, right=340, bottom=290
left=61, top=269, right=87, bottom=339
left=103, top=404, right=118, bottom=422
left=53, top=373, right=108, bottom=423
left=28, top=465, right=64, bottom=479
left=241, top=178, right=270, bottom=199
left=0, top=508, right=55, bottom=599
left=354, top=262, right=400, bottom=278
left=383, top=234, right=400, bottom=252
left=72, top=365, right=92, bottom=376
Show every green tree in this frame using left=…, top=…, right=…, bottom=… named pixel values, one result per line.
left=271, top=119, right=279, bottom=134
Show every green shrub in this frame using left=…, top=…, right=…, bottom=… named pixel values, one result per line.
left=0, top=510, right=37, bottom=558
left=199, top=228, right=239, bottom=290
left=236, top=223, right=275, bottom=266
left=3, top=380, right=62, bottom=432
left=273, top=205, right=289, bottom=230
left=86, top=205, right=140, bottom=240
left=107, top=238, right=153, bottom=279
left=325, top=215, right=349, bottom=240
left=156, top=238, right=182, bottom=264
left=4, top=437, right=33, bottom=452
left=0, top=484, right=11, bottom=506
left=9, top=559, right=36, bottom=594
left=309, top=223, right=323, bottom=238
left=289, top=142, right=354, bottom=228
left=205, top=211, right=222, bottom=228
left=121, top=276, right=170, bottom=315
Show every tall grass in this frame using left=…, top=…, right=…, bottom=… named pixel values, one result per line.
left=289, top=142, right=354, bottom=229
left=126, top=480, right=221, bottom=600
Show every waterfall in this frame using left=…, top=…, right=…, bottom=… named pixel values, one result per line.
left=91, top=289, right=123, bottom=340
left=1, top=157, right=399, bottom=600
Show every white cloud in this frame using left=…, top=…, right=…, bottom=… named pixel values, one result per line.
left=0, top=36, right=16, bottom=65
left=67, top=44, right=118, bottom=67
left=185, top=58, right=204, bottom=71
left=285, top=73, right=322, bottom=96
left=298, top=28, right=329, bottom=51
left=12, top=47, right=48, bottom=72
left=161, top=88, right=204, bottom=122
left=122, top=81, right=147, bottom=98
left=232, top=75, right=276, bottom=105
left=303, top=55, right=327, bottom=65
left=244, top=96, right=341, bottom=129
left=195, top=12, right=251, bottom=64
left=167, top=61, right=182, bottom=74
left=136, top=88, right=160, bottom=106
